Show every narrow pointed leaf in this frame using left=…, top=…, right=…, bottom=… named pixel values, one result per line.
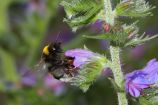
left=115, top=0, right=155, bottom=18
left=125, top=34, right=158, bottom=47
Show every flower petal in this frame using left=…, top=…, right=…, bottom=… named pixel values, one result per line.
left=128, top=83, right=140, bottom=97
left=65, top=49, right=94, bottom=58
left=65, top=49, right=95, bottom=68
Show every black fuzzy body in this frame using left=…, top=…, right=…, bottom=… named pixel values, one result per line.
left=42, top=42, right=75, bottom=79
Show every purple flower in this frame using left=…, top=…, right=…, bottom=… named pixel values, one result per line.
left=65, top=49, right=96, bottom=68
left=90, top=19, right=104, bottom=33
left=22, top=73, right=36, bottom=87
left=101, top=68, right=112, bottom=76
left=125, top=58, right=158, bottom=97
left=19, top=65, right=36, bottom=87
left=130, top=45, right=146, bottom=59
left=27, top=0, right=45, bottom=16
left=44, top=74, right=66, bottom=96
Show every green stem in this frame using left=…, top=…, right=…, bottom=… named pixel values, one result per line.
left=104, top=0, right=128, bottom=104
left=110, top=46, right=128, bottom=105
left=104, top=0, right=115, bottom=26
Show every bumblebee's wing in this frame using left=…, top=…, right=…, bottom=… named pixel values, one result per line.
left=34, top=60, right=46, bottom=72
left=19, top=59, right=48, bottom=86
left=33, top=59, right=48, bottom=78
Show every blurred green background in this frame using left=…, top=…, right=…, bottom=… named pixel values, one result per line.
left=0, top=0, right=158, bottom=105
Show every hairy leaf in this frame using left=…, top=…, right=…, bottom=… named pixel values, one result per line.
left=115, top=0, right=155, bottom=18
left=83, top=32, right=128, bottom=47
left=139, top=97, right=154, bottom=105
left=139, top=87, right=158, bottom=105
left=61, top=0, right=104, bottom=31
left=68, top=55, right=108, bottom=92
left=84, top=20, right=158, bottom=47
left=125, top=34, right=158, bottom=47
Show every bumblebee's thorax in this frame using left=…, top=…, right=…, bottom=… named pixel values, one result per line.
left=42, top=42, right=64, bottom=64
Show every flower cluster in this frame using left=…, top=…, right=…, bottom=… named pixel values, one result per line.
left=64, top=48, right=158, bottom=97
left=44, top=74, right=66, bottom=96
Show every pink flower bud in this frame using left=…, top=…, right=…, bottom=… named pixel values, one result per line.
left=103, top=23, right=110, bottom=32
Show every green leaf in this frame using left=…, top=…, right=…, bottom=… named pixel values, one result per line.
left=125, top=34, right=158, bottom=47
left=83, top=32, right=128, bottom=47
left=139, top=88, right=158, bottom=105
left=84, top=21, right=158, bottom=47
left=139, top=97, right=154, bottom=105
left=123, top=21, right=139, bottom=34
left=0, top=48, right=19, bottom=83
left=115, top=0, right=155, bottom=18
left=68, top=54, right=108, bottom=92
left=83, top=33, right=114, bottom=40
left=60, top=0, right=103, bottom=31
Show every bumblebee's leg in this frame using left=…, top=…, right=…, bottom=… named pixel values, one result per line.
left=63, top=68, right=73, bottom=77
left=68, top=67, right=79, bottom=77
left=64, top=67, right=79, bottom=77
left=48, top=66, right=54, bottom=72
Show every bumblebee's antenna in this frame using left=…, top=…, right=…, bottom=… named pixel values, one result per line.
left=55, top=32, right=61, bottom=42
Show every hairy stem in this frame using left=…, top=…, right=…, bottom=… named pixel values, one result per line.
left=104, top=0, right=115, bottom=26
left=104, top=0, right=128, bottom=104
left=110, top=46, right=128, bottom=105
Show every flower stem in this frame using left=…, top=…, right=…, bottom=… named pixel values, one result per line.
left=103, top=0, right=128, bottom=104
left=104, top=0, right=115, bottom=26
left=110, top=46, right=128, bottom=105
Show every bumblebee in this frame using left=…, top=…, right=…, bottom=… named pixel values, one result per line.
left=42, top=42, right=75, bottom=79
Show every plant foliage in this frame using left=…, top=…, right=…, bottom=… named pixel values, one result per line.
left=84, top=22, right=158, bottom=47
left=139, top=87, right=158, bottom=105
left=115, top=0, right=155, bottom=17
left=60, top=0, right=104, bottom=31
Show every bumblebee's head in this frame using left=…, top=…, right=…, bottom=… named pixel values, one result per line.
left=42, top=42, right=62, bottom=56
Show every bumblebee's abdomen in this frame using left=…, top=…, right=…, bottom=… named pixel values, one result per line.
left=48, top=66, right=65, bottom=79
